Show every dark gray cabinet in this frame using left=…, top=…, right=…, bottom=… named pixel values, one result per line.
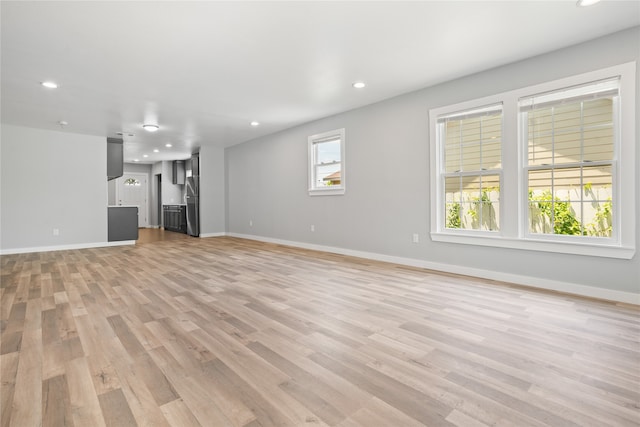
left=107, top=138, right=123, bottom=181
left=163, top=205, right=187, bottom=233
left=108, top=207, right=138, bottom=241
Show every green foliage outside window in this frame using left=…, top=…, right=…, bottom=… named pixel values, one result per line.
left=586, top=199, right=612, bottom=237
left=529, top=190, right=582, bottom=235
left=446, top=203, right=461, bottom=229
left=446, top=183, right=611, bottom=237
left=445, top=187, right=498, bottom=231
left=468, top=190, right=491, bottom=221
left=528, top=184, right=612, bottom=237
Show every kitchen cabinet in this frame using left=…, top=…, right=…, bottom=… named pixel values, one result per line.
left=172, top=160, right=185, bottom=185
left=163, top=205, right=187, bottom=233
left=107, top=137, right=123, bottom=181
left=108, top=206, right=138, bottom=241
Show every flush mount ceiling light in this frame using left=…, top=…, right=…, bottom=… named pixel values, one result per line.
left=142, top=124, right=159, bottom=132
left=250, top=121, right=260, bottom=127
left=41, top=81, right=58, bottom=89
left=143, top=154, right=148, bottom=158
left=165, top=143, right=172, bottom=148
left=153, top=149, right=159, bottom=153
left=352, top=81, right=366, bottom=89
left=576, top=0, right=601, bottom=6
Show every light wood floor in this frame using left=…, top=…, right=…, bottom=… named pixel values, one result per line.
left=137, top=228, right=192, bottom=244
left=1, top=237, right=638, bottom=426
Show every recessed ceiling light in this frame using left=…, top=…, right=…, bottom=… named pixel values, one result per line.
left=576, top=0, right=601, bottom=6
left=250, top=121, right=260, bottom=127
left=352, top=81, right=366, bottom=89
left=143, top=154, right=148, bottom=158
left=41, top=81, right=58, bottom=89
left=165, top=143, right=172, bottom=148
left=143, top=124, right=159, bottom=132
left=133, top=159, right=140, bottom=162
left=57, top=120, right=68, bottom=127
left=153, top=149, right=159, bottom=153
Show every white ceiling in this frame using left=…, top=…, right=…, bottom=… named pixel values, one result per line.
left=1, top=1, right=639, bottom=164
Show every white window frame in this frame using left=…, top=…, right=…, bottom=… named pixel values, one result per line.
left=429, top=62, right=635, bottom=259
left=436, top=102, right=504, bottom=235
left=308, top=128, right=346, bottom=196
left=519, top=78, right=620, bottom=244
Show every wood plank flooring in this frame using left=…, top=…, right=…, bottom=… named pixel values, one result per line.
left=1, top=236, right=639, bottom=426
left=137, top=228, right=192, bottom=244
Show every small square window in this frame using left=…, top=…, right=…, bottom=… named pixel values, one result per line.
left=308, top=128, right=345, bottom=196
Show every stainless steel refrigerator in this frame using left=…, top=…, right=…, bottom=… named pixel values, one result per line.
left=186, top=154, right=200, bottom=236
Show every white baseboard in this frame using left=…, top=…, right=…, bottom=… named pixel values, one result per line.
left=199, top=232, right=227, bottom=238
left=227, top=232, right=639, bottom=305
left=0, top=240, right=135, bottom=255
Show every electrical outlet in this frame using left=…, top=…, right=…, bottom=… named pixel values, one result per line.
left=412, top=233, right=419, bottom=243
left=53, top=228, right=60, bottom=236
left=310, top=225, right=315, bottom=232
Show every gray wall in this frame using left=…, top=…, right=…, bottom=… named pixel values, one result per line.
left=0, top=124, right=107, bottom=250
left=200, top=146, right=226, bottom=235
left=226, top=27, right=640, bottom=294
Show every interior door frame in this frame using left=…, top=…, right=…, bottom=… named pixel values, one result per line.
left=156, top=173, right=162, bottom=228
left=115, top=172, right=149, bottom=228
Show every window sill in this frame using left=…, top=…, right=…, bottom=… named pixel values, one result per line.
left=430, top=231, right=635, bottom=259
left=308, top=187, right=345, bottom=196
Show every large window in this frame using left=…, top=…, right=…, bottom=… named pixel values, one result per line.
left=429, top=63, right=635, bottom=259
left=308, top=128, right=345, bottom=196
left=521, top=79, right=618, bottom=239
left=439, top=104, right=502, bottom=232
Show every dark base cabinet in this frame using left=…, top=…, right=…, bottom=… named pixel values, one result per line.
left=163, top=205, right=187, bottom=234
left=108, top=207, right=139, bottom=241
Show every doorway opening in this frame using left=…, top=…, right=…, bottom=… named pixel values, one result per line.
left=115, top=172, right=149, bottom=228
